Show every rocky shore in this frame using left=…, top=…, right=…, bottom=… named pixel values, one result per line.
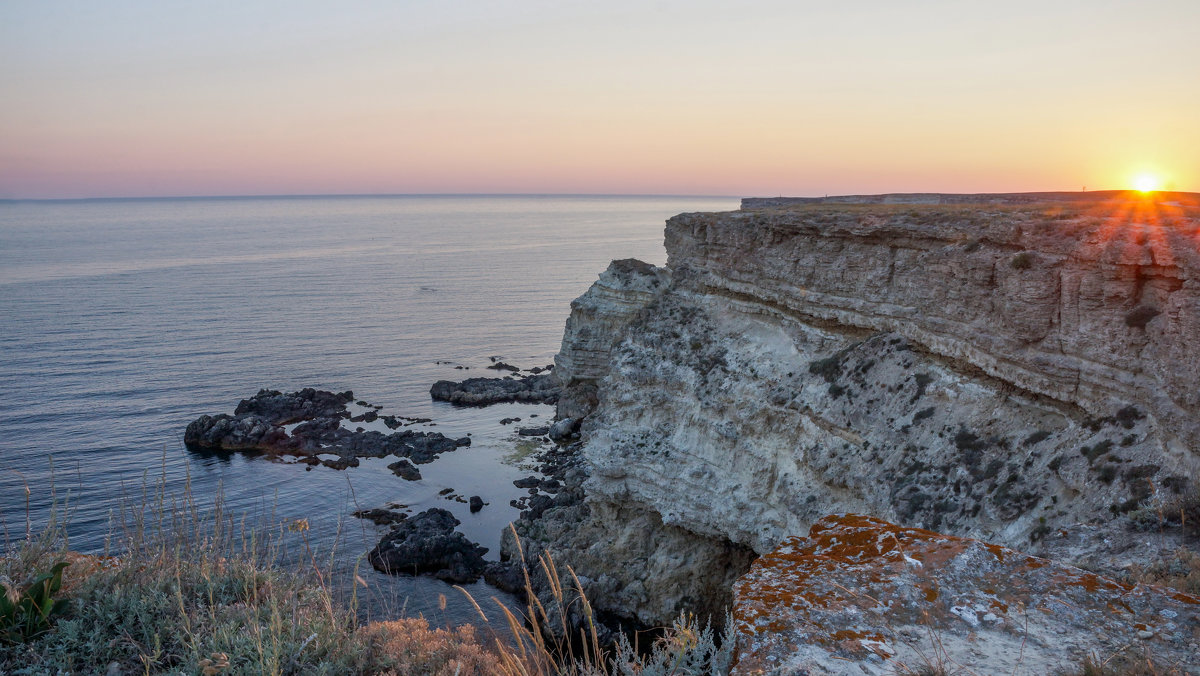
left=180, top=194, right=1200, bottom=673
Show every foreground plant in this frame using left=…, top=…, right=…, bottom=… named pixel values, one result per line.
left=0, top=560, right=70, bottom=644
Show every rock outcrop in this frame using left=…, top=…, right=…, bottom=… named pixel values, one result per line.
left=185, top=389, right=470, bottom=463
left=368, top=508, right=489, bottom=583
left=510, top=195, right=1200, bottom=634
left=555, top=258, right=670, bottom=420
left=732, top=514, right=1200, bottom=675
left=429, top=373, right=560, bottom=405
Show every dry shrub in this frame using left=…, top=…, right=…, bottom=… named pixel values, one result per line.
left=359, top=618, right=501, bottom=675
left=1127, top=548, right=1200, bottom=596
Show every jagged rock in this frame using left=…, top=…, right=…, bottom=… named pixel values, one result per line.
left=469, top=495, right=484, bottom=512
left=429, top=374, right=560, bottom=405
left=367, top=508, right=488, bottom=583
left=517, top=426, right=550, bottom=437
left=513, top=476, right=540, bottom=489
left=387, top=459, right=422, bottom=481
left=732, top=514, right=1200, bottom=675
left=185, top=389, right=469, bottom=463
left=487, top=361, right=520, bottom=372
left=233, top=388, right=354, bottom=424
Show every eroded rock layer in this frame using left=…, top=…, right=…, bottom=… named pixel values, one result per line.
left=517, top=197, right=1200, bottom=631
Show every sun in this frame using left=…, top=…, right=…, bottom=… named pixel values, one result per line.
left=1132, top=173, right=1163, bottom=193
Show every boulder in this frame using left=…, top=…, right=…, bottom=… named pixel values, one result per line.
left=547, top=417, right=579, bottom=441
left=367, top=508, right=488, bottom=583
left=387, top=459, right=422, bottom=481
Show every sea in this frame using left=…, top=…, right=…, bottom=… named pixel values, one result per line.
left=0, top=194, right=737, bottom=628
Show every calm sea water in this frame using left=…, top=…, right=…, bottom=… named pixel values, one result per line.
left=0, top=194, right=736, bottom=626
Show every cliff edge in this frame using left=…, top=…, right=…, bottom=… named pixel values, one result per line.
left=506, top=194, right=1200, bottom=657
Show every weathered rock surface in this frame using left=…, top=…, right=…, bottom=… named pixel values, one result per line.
left=367, top=508, right=488, bottom=583
left=732, top=514, right=1200, bottom=675
left=554, top=258, right=670, bottom=420
left=512, top=196, right=1200, bottom=632
left=185, top=389, right=469, bottom=463
left=429, top=374, right=559, bottom=405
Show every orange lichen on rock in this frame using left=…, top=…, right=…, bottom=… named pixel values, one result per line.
left=731, top=514, right=1200, bottom=675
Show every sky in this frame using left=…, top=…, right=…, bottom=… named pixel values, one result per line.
left=1, top=0, right=1198, bottom=199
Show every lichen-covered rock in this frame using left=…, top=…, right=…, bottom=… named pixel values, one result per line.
left=732, top=514, right=1200, bottom=675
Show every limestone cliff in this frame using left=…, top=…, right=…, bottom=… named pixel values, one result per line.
left=511, top=195, right=1200, bottom=632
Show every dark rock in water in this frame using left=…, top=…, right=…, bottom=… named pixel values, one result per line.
left=518, top=426, right=550, bottom=437
left=321, top=456, right=359, bottom=470
left=469, top=495, right=484, bottom=512
left=349, top=410, right=378, bottom=423
left=500, top=417, right=521, bottom=425
left=513, top=476, right=540, bottom=489
left=184, top=413, right=288, bottom=451
left=185, top=389, right=470, bottom=464
left=487, top=361, right=520, bottom=372
left=233, top=388, right=354, bottom=425
left=548, top=417, right=579, bottom=441
left=354, top=508, right=408, bottom=525
left=438, top=487, right=454, bottom=495
left=387, top=459, right=422, bottom=481
left=368, top=508, right=488, bottom=583
left=483, top=561, right=525, bottom=594
left=430, top=374, right=560, bottom=406
left=381, top=414, right=434, bottom=429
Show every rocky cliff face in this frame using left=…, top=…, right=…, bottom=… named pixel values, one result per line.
left=514, top=197, right=1200, bottom=633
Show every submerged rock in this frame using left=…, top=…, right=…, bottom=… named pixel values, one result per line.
left=353, top=508, right=408, bottom=525
left=386, top=459, right=422, bottom=481
left=732, top=514, right=1200, bottom=675
left=367, top=508, right=488, bottom=583
left=429, top=374, right=559, bottom=405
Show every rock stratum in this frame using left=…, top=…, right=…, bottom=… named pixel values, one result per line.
left=506, top=193, right=1200, bottom=670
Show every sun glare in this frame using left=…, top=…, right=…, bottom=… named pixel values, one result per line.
left=1133, top=173, right=1162, bottom=193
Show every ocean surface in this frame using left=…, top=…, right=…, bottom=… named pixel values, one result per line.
left=0, top=194, right=737, bottom=627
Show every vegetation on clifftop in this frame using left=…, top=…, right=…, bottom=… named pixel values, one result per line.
left=0, top=481, right=730, bottom=675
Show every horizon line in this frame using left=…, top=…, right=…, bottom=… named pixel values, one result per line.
left=0, top=192, right=744, bottom=204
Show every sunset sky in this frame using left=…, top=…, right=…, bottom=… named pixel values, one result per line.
left=2, top=0, right=1197, bottom=199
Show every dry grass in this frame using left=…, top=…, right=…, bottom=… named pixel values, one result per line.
left=2, top=477, right=732, bottom=675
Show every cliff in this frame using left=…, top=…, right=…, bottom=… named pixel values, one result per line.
left=506, top=195, right=1200, bottom=657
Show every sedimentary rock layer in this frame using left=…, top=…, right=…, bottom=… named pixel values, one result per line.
left=522, top=197, right=1200, bottom=629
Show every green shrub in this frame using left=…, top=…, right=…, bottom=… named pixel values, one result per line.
left=0, top=561, right=70, bottom=644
